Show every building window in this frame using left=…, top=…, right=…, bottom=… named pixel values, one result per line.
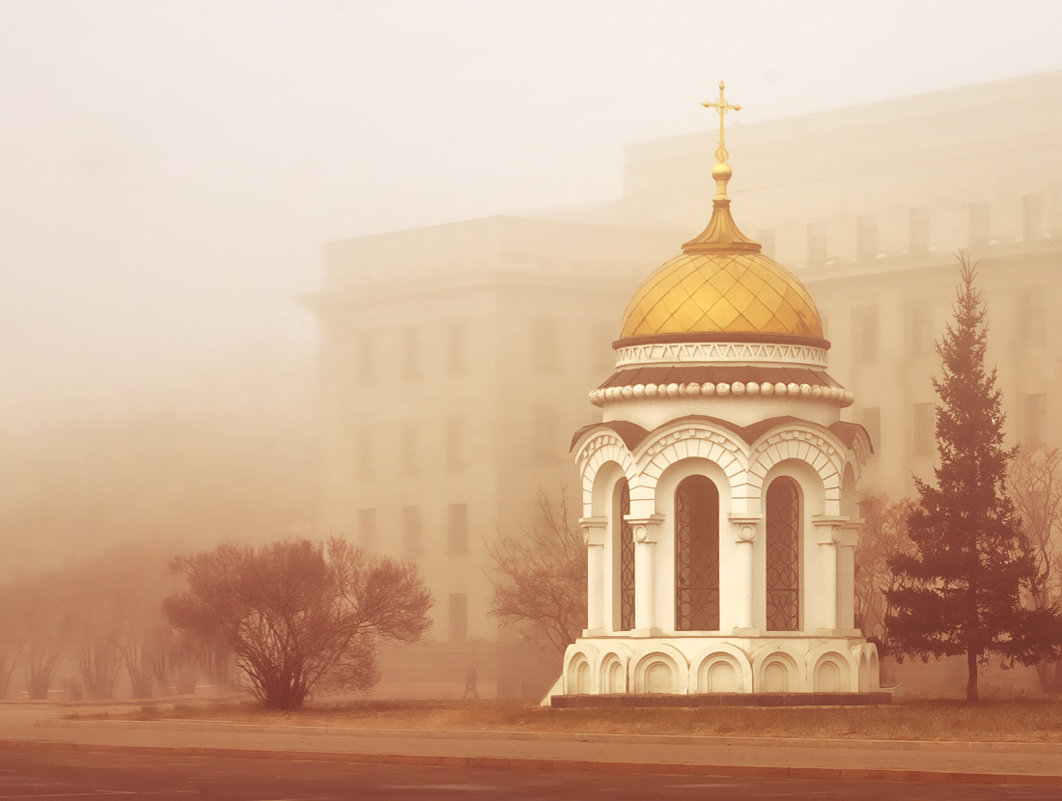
left=615, top=479, right=635, bottom=631
left=1018, top=291, right=1047, bottom=345
left=1025, top=393, right=1047, bottom=447
left=532, top=405, right=558, bottom=461
left=757, top=228, right=776, bottom=260
left=445, top=415, right=465, bottom=471
left=447, top=503, right=469, bottom=555
left=400, top=422, right=418, bottom=475
left=765, top=477, right=800, bottom=632
left=1024, top=194, right=1045, bottom=241
left=448, top=593, right=468, bottom=641
left=358, top=508, right=376, bottom=553
left=356, top=428, right=374, bottom=480
left=807, top=221, right=827, bottom=266
left=532, top=318, right=559, bottom=370
left=906, top=302, right=934, bottom=355
left=969, top=201, right=990, bottom=247
left=675, top=475, right=719, bottom=631
left=854, top=307, right=878, bottom=361
left=358, top=332, right=375, bottom=384
left=402, top=506, right=422, bottom=558
left=857, top=215, right=877, bottom=261
left=447, top=319, right=466, bottom=375
left=912, top=402, right=935, bottom=456
left=402, top=325, right=420, bottom=379
left=861, top=407, right=881, bottom=454
left=910, top=207, right=930, bottom=253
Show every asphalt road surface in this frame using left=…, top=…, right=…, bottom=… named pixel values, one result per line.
left=1, top=747, right=1061, bottom=800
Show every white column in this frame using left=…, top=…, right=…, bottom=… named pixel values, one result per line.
left=812, top=515, right=846, bottom=634
left=580, top=516, right=607, bottom=636
left=728, top=514, right=762, bottom=635
left=837, top=524, right=861, bottom=634
left=626, top=514, right=664, bottom=636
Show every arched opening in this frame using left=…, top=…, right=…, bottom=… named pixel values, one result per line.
left=602, top=657, right=625, bottom=693
left=614, top=479, right=635, bottom=631
left=766, top=476, right=801, bottom=631
left=569, top=656, right=590, bottom=694
left=675, top=475, right=719, bottom=631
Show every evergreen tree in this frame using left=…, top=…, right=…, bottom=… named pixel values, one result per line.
left=886, top=256, right=1060, bottom=701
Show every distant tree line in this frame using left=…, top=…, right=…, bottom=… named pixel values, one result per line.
left=0, top=538, right=431, bottom=710
left=0, top=544, right=227, bottom=702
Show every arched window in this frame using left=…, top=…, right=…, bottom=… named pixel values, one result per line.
left=675, top=475, right=719, bottom=631
left=766, top=476, right=800, bottom=631
left=615, top=479, right=635, bottom=631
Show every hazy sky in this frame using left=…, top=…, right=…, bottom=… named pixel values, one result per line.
left=3, top=0, right=1062, bottom=425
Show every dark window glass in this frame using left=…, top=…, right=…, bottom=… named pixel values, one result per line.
left=766, top=477, right=800, bottom=631
left=675, top=476, right=719, bottom=631
left=617, top=480, right=635, bottom=631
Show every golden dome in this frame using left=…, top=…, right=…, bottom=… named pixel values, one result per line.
left=619, top=84, right=824, bottom=344
left=619, top=145, right=823, bottom=343
left=619, top=247, right=824, bottom=342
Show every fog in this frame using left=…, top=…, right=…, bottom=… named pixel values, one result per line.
left=2, top=1, right=1062, bottom=701
left=3, top=1, right=1061, bottom=426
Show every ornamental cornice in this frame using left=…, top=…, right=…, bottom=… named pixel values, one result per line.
left=590, top=381, right=854, bottom=408
left=639, top=425, right=744, bottom=464
left=615, top=341, right=828, bottom=369
left=574, top=431, right=629, bottom=471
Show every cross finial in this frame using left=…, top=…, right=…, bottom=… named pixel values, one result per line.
left=701, top=80, right=741, bottom=163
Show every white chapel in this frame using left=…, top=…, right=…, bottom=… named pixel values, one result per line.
left=560, top=86, right=881, bottom=697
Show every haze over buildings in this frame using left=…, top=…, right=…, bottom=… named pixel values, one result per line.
left=3, top=1, right=1062, bottom=428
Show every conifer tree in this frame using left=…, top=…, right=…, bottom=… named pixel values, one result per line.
left=886, top=256, right=1060, bottom=701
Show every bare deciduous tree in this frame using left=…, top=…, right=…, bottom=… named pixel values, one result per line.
left=487, top=489, right=586, bottom=658
left=854, top=494, right=916, bottom=652
left=0, top=588, right=18, bottom=698
left=1009, top=445, right=1062, bottom=691
left=164, top=538, right=432, bottom=710
left=19, top=576, right=71, bottom=700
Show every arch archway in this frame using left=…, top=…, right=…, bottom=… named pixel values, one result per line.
left=765, top=476, right=800, bottom=631
left=675, top=475, right=720, bottom=631
left=613, top=479, right=635, bottom=631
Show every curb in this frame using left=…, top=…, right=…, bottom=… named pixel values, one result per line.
left=2, top=738, right=1061, bottom=787
left=37, top=718, right=1062, bottom=755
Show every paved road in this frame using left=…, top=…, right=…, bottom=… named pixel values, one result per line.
left=2, top=746, right=1061, bottom=801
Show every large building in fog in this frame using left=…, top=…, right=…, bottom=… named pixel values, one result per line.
left=302, top=71, right=1062, bottom=697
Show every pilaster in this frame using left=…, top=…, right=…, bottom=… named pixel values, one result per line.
left=626, top=513, right=665, bottom=636
left=728, top=513, right=762, bottom=635
left=580, top=516, right=608, bottom=636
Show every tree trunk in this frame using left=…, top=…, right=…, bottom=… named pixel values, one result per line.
left=966, top=648, right=979, bottom=702
left=1049, top=657, right=1062, bottom=694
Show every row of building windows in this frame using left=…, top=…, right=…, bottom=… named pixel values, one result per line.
left=354, top=406, right=563, bottom=480
left=349, top=319, right=615, bottom=384
left=859, top=394, right=1049, bottom=457
left=357, top=502, right=471, bottom=558
left=781, top=194, right=1052, bottom=267
left=846, top=291, right=1048, bottom=362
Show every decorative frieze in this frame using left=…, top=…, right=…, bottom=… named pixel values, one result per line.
left=615, top=341, right=828, bottom=369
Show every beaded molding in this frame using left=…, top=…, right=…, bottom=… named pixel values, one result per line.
left=589, top=380, right=854, bottom=407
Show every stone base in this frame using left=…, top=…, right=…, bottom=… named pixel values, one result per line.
left=561, top=635, right=881, bottom=695
left=551, top=691, right=892, bottom=708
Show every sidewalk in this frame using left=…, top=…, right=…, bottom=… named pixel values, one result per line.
left=2, top=703, right=1062, bottom=786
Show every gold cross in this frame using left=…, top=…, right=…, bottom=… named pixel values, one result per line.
left=701, top=80, right=741, bottom=163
